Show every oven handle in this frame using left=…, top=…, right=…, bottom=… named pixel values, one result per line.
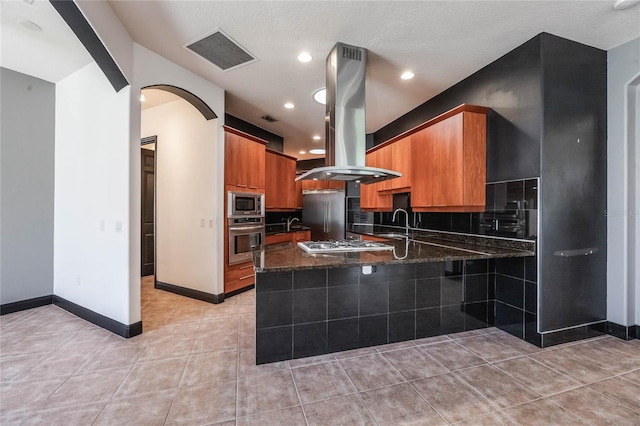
left=229, top=225, right=265, bottom=232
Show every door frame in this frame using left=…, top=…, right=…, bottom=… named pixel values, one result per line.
left=141, top=135, right=157, bottom=284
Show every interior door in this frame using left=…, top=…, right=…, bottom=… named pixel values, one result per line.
left=141, top=146, right=155, bottom=276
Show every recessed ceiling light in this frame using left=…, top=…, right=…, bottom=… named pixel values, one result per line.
left=284, top=102, right=295, bottom=109
left=313, top=135, right=321, bottom=140
left=309, top=148, right=325, bottom=155
left=299, top=150, right=306, bottom=154
left=18, top=19, right=41, bottom=32
left=140, top=94, right=146, bottom=102
left=401, top=71, right=415, bottom=80
left=297, top=52, right=312, bottom=63
left=614, top=0, right=640, bottom=9
left=313, top=88, right=326, bottom=105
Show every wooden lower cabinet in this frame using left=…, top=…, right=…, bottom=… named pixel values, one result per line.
left=224, top=260, right=255, bottom=293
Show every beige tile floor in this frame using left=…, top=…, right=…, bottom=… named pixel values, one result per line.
left=1, top=276, right=639, bottom=425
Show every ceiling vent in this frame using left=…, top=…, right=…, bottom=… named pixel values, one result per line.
left=261, top=115, right=278, bottom=123
left=185, top=28, right=257, bottom=71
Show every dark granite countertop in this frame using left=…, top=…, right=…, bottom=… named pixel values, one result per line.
left=253, top=224, right=535, bottom=272
left=265, top=223, right=311, bottom=235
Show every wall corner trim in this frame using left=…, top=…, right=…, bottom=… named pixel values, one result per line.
left=53, top=295, right=142, bottom=338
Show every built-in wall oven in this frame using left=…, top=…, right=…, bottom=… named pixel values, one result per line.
left=228, top=216, right=264, bottom=265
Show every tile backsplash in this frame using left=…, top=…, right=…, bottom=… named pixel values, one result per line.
left=378, top=178, right=539, bottom=240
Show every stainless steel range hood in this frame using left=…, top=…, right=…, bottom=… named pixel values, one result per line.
left=296, top=43, right=401, bottom=184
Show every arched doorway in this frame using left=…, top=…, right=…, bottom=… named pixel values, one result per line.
left=139, top=85, right=221, bottom=331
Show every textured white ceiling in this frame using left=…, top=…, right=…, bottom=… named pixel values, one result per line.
left=0, top=0, right=92, bottom=83
left=2, top=1, right=639, bottom=161
left=107, top=0, right=639, bottom=160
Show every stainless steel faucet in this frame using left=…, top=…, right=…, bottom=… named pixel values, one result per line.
left=286, top=216, right=300, bottom=232
left=392, top=208, right=410, bottom=234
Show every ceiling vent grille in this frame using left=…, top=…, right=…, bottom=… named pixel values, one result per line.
left=261, top=115, right=278, bottom=123
left=341, top=45, right=362, bottom=61
left=185, top=28, right=257, bottom=71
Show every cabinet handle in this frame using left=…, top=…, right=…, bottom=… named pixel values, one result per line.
left=248, top=186, right=258, bottom=189
left=239, top=264, right=253, bottom=270
left=239, top=274, right=254, bottom=280
left=237, top=184, right=247, bottom=188
left=275, top=233, right=286, bottom=236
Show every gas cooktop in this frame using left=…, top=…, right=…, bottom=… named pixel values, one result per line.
left=297, top=240, right=394, bottom=253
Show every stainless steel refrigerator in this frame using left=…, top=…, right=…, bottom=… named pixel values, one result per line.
left=302, top=190, right=346, bottom=241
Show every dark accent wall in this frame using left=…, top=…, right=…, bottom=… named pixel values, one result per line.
left=374, top=35, right=543, bottom=182
left=371, top=33, right=607, bottom=337
left=224, top=114, right=283, bottom=152
left=538, top=36, right=607, bottom=331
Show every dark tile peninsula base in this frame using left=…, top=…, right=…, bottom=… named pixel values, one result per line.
left=255, top=260, right=495, bottom=364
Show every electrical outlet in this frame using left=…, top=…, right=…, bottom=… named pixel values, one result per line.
left=200, top=218, right=205, bottom=227
left=115, top=221, right=123, bottom=233
left=209, top=219, right=213, bottom=228
left=100, top=220, right=105, bottom=232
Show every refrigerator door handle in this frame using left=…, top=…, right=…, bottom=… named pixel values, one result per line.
left=324, top=201, right=328, bottom=232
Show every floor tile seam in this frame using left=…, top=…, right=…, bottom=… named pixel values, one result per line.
left=616, top=367, right=640, bottom=385
left=528, top=349, right=611, bottom=380
left=237, top=401, right=303, bottom=422
left=501, top=396, right=583, bottom=424
left=0, top=352, right=52, bottom=381
left=288, top=368, right=311, bottom=425
left=546, top=391, right=609, bottom=426
left=584, top=380, right=640, bottom=415
left=538, top=335, right=608, bottom=353
left=591, top=342, right=640, bottom=362
left=448, top=367, right=513, bottom=412
left=402, top=378, right=454, bottom=425
left=478, top=360, right=559, bottom=402
left=378, top=349, right=449, bottom=382
left=483, top=332, right=535, bottom=354
left=161, top=354, right=191, bottom=426
left=491, top=364, right=583, bottom=398
left=288, top=359, right=336, bottom=370
left=333, top=358, right=363, bottom=402
left=13, top=347, right=96, bottom=385
left=447, top=339, right=494, bottom=365
left=516, top=354, right=586, bottom=386
left=463, top=346, right=526, bottom=365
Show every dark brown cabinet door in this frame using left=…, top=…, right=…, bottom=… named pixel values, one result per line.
left=141, top=147, right=155, bottom=276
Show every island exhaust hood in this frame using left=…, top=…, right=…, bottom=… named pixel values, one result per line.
left=296, top=43, right=401, bottom=184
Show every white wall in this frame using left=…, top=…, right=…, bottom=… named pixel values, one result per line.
left=54, top=62, right=132, bottom=324
left=132, top=43, right=226, bottom=296
left=0, top=68, right=55, bottom=304
left=141, top=100, right=219, bottom=294
left=607, top=37, right=640, bottom=327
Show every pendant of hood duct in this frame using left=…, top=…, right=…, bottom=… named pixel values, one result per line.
left=296, top=43, right=401, bottom=184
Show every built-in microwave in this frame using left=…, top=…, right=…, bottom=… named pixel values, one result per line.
left=228, top=191, right=264, bottom=218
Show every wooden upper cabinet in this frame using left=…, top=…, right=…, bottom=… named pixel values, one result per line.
left=411, top=109, right=487, bottom=212
left=295, top=179, right=303, bottom=209
left=390, top=136, right=412, bottom=191
left=265, top=149, right=297, bottom=210
left=361, top=149, right=393, bottom=211
left=224, top=126, right=266, bottom=191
